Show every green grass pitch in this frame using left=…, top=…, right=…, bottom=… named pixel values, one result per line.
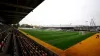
left=20, top=29, right=95, bottom=50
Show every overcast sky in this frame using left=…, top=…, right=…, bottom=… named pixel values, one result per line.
left=19, top=0, right=100, bottom=26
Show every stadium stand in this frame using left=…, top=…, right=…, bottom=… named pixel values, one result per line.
left=0, top=0, right=58, bottom=56
left=0, top=0, right=59, bottom=55
left=0, top=24, right=58, bottom=56
left=0, top=24, right=12, bottom=56
left=14, top=30, right=58, bottom=56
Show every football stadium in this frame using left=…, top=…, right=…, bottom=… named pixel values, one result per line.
left=0, top=0, right=100, bottom=56
left=20, top=29, right=95, bottom=50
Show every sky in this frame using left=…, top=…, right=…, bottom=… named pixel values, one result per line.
left=19, top=0, right=100, bottom=26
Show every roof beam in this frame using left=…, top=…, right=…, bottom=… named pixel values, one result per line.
left=7, top=17, right=24, bottom=18
left=0, top=2, right=34, bottom=10
left=7, top=15, right=25, bottom=17
left=0, top=10, right=28, bottom=14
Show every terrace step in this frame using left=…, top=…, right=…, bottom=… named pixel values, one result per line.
left=0, top=53, right=10, bottom=56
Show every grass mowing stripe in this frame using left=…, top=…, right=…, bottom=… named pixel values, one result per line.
left=41, top=32, right=78, bottom=37
left=53, top=33, right=95, bottom=50
left=21, top=29, right=78, bottom=35
left=21, top=29, right=67, bottom=36
left=21, top=29, right=78, bottom=39
left=41, top=32, right=79, bottom=41
left=46, top=34, right=79, bottom=44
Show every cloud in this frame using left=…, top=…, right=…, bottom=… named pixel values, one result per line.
left=19, top=0, right=100, bottom=26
